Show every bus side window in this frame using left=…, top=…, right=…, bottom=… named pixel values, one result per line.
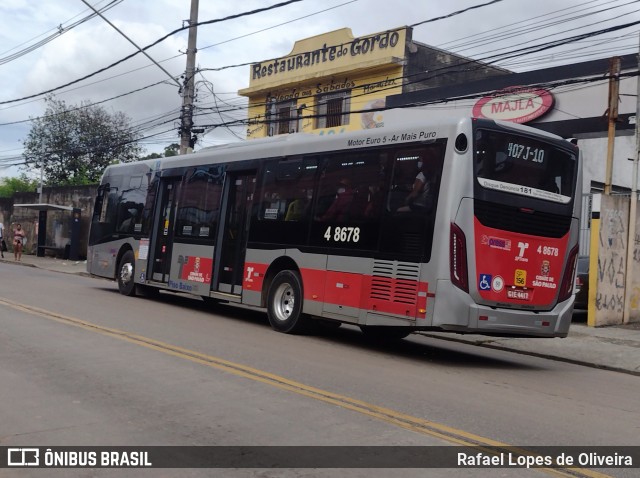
left=95, top=184, right=109, bottom=223
left=141, top=178, right=158, bottom=236
left=381, top=143, right=445, bottom=259
left=89, top=183, right=114, bottom=245
left=175, top=166, right=224, bottom=239
left=391, top=146, right=443, bottom=215
left=389, top=152, right=419, bottom=212
left=115, top=175, right=146, bottom=235
left=259, top=159, right=315, bottom=222
left=251, top=158, right=317, bottom=247
left=314, top=153, right=384, bottom=222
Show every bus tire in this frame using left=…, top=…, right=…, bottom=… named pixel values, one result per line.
left=117, top=250, right=136, bottom=296
left=267, top=270, right=309, bottom=334
left=360, top=326, right=412, bottom=340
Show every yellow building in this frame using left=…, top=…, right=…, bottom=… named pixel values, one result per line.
left=239, top=26, right=508, bottom=139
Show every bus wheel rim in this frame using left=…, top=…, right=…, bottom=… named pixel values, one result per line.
left=273, top=283, right=295, bottom=322
left=120, top=263, right=133, bottom=285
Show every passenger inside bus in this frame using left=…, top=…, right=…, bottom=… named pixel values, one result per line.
left=397, top=159, right=433, bottom=213
left=364, top=179, right=386, bottom=218
left=285, top=189, right=309, bottom=221
left=316, top=178, right=355, bottom=221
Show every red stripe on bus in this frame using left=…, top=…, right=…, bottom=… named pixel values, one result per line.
left=245, top=263, right=429, bottom=319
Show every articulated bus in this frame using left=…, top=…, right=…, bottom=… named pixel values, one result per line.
left=87, top=112, right=582, bottom=339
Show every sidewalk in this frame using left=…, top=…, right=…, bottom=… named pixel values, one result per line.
left=419, top=322, right=640, bottom=376
left=0, top=253, right=89, bottom=275
left=2, top=253, right=640, bottom=376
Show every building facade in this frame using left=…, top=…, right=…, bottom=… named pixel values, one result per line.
left=238, top=26, right=508, bottom=139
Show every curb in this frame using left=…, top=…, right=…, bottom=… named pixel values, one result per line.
left=417, top=332, right=640, bottom=377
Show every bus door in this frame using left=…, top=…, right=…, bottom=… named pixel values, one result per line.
left=213, top=171, right=256, bottom=295
left=150, top=178, right=180, bottom=282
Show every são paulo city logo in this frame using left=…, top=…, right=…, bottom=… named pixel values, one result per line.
left=480, top=235, right=512, bottom=251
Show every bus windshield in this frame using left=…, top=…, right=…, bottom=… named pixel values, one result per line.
left=474, top=129, right=576, bottom=204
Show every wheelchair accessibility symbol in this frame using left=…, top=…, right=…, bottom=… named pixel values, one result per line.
left=478, top=274, right=492, bottom=291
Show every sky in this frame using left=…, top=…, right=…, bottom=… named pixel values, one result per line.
left=1, top=0, right=639, bottom=179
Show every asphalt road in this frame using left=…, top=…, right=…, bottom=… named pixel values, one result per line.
left=1, top=263, right=638, bottom=478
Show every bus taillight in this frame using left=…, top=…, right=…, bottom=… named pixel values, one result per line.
left=558, top=245, right=579, bottom=303
left=450, top=223, right=469, bottom=292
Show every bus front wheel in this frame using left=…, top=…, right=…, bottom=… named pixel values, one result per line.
left=117, top=250, right=136, bottom=296
left=267, top=270, right=309, bottom=334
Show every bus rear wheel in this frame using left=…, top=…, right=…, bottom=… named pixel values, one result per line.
left=117, top=250, right=136, bottom=296
left=267, top=270, right=309, bottom=334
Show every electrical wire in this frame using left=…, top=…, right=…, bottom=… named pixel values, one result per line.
left=0, top=0, right=122, bottom=66
left=4, top=0, right=639, bottom=165
left=197, top=0, right=358, bottom=52
left=0, top=0, right=305, bottom=106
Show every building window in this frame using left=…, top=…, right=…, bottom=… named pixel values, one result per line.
left=316, top=91, right=351, bottom=129
left=267, top=100, right=297, bottom=136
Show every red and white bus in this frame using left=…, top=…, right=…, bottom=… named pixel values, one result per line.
left=87, top=112, right=582, bottom=338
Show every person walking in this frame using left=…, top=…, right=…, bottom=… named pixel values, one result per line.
left=13, top=223, right=25, bottom=261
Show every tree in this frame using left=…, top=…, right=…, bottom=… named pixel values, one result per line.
left=164, top=143, right=180, bottom=157
left=140, top=143, right=180, bottom=161
left=0, top=174, right=38, bottom=198
left=140, top=152, right=163, bottom=160
left=22, top=95, right=143, bottom=185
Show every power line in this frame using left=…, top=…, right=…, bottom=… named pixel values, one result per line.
left=198, top=0, right=358, bottom=51
left=80, top=0, right=181, bottom=88
left=439, top=0, right=631, bottom=53
left=6, top=0, right=640, bottom=162
left=0, top=0, right=122, bottom=66
left=0, top=80, right=174, bottom=126
left=0, top=0, right=305, bottom=106
left=3, top=69, right=634, bottom=170
left=0, top=0, right=514, bottom=129
left=193, top=16, right=639, bottom=125
left=0, top=0, right=351, bottom=113
left=410, top=0, right=505, bottom=28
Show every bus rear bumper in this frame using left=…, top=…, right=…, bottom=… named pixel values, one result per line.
left=432, top=280, right=573, bottom=338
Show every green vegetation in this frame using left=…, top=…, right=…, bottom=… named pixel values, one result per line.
left=22, top=95, right=143, bottom=186
left=140, top=143, right=180, bottom=160
left=0, top=175, right=38, bottom=198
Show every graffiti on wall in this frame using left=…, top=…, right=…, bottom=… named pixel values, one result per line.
left=594, top=196, right=629, bottom=324
left=596, top=253, right=625, bottom=312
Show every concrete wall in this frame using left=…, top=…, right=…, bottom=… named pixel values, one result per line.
left=593, top=194, right=629, bottom=325
left=0, top=185, right=97, bottom=259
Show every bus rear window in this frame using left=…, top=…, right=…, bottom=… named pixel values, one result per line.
left=474, top=129, right=576, bottom=204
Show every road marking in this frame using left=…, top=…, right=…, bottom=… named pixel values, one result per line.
left=0, top=297, right=611, bottom=478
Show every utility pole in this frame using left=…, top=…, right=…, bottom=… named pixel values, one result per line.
left=604, top=57, right=621, bottom=195
left=624, top=39, right=640, bottom=324
left=180, top=0, right=199, bottom=155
